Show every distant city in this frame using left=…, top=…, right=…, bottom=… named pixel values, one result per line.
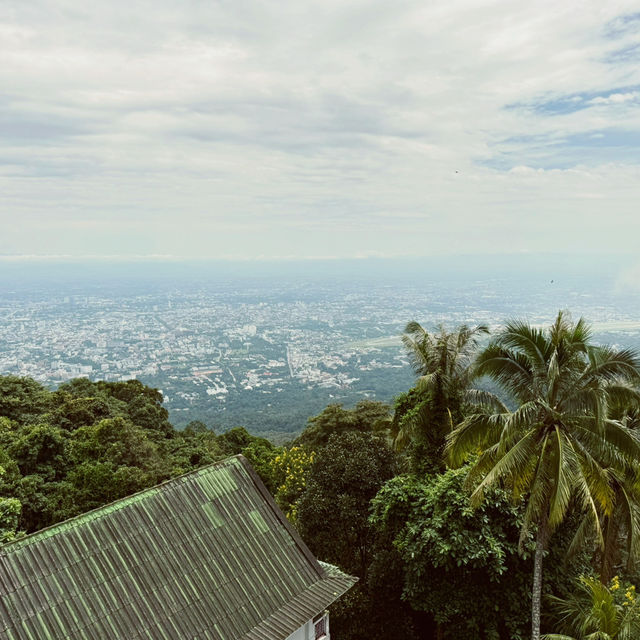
left=2, top=257, right=640, bottom=441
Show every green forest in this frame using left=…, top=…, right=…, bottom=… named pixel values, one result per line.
left=2, top=311, right=640, bottom=639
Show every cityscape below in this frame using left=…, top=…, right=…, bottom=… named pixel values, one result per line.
left=2, top=256, right=640, bottom=442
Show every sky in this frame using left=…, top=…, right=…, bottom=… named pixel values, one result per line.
left=1, top=1, right=639, bottom=261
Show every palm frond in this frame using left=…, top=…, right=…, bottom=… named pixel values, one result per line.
left=415, top=371, right=439, bottom=395
left=497, top=320, right=550, bottom=376
left=569, top=436, right=614, bottom=518
left=567, top=314, right=592, bottom=346
left=583, top=346, right=640, bottom=385
left=604, top=383, right=640, bottom=413
left=474, top=345, right=534, bottom=398
left=498, top=401, right=540, bottom=456
left=572, top=419, right=640, bottom=471
left=470, top=429, right=537, bottom=507
left=462, top=444, right=497, bottom=483
left=446, top=412, right=507, bottom=467
left=619, top=483, right=640, bottom=570
left=565, top=511, right=597, bottom=561
left=548, top=428, right=577, bottom=529
left=602, top=420, right=640, bottom=466
left=464, top=387, right=510, bottom=412
left=519, top=437, right=552, bottom=548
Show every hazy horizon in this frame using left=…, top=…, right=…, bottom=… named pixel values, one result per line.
left=3, top=252, right=640, bottom=438
left=0, top=251, right=637, bottom=280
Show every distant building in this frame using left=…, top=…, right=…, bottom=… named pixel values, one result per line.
left=0, top=456, right=356, bottom=639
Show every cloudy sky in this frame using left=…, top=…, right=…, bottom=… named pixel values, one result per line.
left=1, top=0, right=639, bottom=260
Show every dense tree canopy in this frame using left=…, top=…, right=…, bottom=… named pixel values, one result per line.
left=296, top=430, right=413, bottom=640
left=296, top=400, right=391, bottom=449
left=0, top=465, right=20, bottom=544
left=298, top=431, right=396, bottom=578
left=0, top=377, right=270, bottom=533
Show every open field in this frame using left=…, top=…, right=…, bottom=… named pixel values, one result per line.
left=346, top=336, right=403, bottom=349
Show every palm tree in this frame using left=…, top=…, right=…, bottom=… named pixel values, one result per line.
left=594, top=470, right=640, bottom=585
left=395, top=321, right=488, bottom=471
left=446, top=311, right=640, bottom=640
left=570, top=408, right=640, bottom=584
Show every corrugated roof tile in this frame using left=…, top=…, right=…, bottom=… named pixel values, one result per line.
left=0, top=455, right=356, bottom=639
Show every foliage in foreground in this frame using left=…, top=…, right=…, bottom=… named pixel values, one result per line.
left=370, top=468, right=531, bottom=639
left=544, top=575, right=640, bottom=640
left=395, top=321, right=489, bottom=473
left=0, top=465, right=21, bottom=543
left=298, top=431, right=397, bottom=578
left=369, top=467, right=589, bottom=639
left=297, top=430, right=419, bottom=640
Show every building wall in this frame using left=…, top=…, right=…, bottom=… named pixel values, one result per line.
left=285, top=612, right=330, bottom=640
left=285, top=620, right=311, bottom=640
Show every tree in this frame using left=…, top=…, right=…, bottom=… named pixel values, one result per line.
left=184, top=420, right=210, bottom=434
left=240, top=440, right=279, bottom=493
left=0, top=376, right=51, bottom=424
left=297, top=432, right=403, bottom=640
left=269, top=445, right=315, bottom=523
left=0, top=466, right=21, bottom=544
left=297, top=432, right=396, bottom=578
left=447, top=311, right=640, bottom=640
left=167, top=427, right=224, bottom=476
left=49, top=395, right=111, bottom=431
left=371, top=468, right=534, bottom=639
left=0, top=376, right=233, bottom=534
left=592, top=464, right=640, bottom=585
left=8, top=422, right=68, bottom=480
left=70, top=417, right=162, bottom=471
left=590, top=408, right=640, bottom=584
left=57, top=379, right=174, bottom=438
left=395, top=322, right=488, bottom=472
left=297, top=400, right=391, bottom=449
left=217, top=426, right=272, bottom=456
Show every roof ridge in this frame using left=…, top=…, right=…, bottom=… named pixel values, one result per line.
left=0, top=454, right=244, bottom=554
left=242, top=567, right=358, bottom=639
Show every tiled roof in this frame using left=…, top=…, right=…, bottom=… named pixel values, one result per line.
left=0, top=455, right=357, bottom=639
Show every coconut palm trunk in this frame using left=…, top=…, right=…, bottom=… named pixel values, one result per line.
left=531, top=513, right=548, bottom=640
left=599, top=514, right=620, bottom=585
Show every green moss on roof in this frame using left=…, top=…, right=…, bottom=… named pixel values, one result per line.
left=0, top=455, right=357, bottom=640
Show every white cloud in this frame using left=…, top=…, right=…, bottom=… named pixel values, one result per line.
left=589, top=91, right=640, bottom=105
left=0, top=0, right=639, bottom=258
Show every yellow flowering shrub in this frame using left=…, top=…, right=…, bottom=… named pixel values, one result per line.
left=269, top=446, right=315, bottom=525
